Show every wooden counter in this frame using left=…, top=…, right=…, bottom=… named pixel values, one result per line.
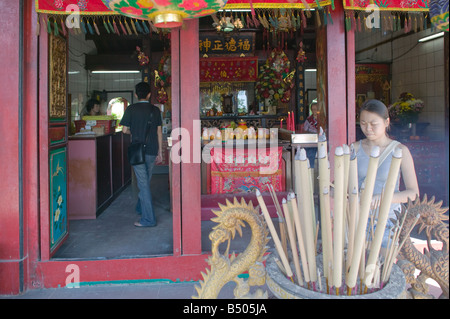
left=68, top=131, right=131, bottom=219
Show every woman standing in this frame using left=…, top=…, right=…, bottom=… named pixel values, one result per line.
left=353, top=99, right=419, bottom=223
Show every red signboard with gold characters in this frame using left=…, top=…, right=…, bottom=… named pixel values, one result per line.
left=200, top=57, right=258, bottom=83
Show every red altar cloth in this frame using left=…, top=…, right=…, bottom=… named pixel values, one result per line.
left=210, top=145, right=284, bottom=194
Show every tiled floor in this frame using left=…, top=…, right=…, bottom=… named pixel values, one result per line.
left=1, top=280, right=275, bottom=299
left=53, top=170, right=253, bottom=259
left=53, top=173, right=174, bottom=259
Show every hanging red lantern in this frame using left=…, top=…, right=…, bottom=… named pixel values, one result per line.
left=102, top=0, right=228, bottom=28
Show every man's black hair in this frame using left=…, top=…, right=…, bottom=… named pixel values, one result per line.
left=135, top=82, right=151, bottom=100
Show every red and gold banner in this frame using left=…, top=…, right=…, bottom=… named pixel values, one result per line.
left=210, top=146, right=284, bottom=194
left=343, top=0, right=429, bottom=12
left=200, top=57, right=258, bottom=82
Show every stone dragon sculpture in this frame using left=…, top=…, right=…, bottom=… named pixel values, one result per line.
left=193, top=198, right=270, bottom=299
left=396, top=195, right=449, bottom=299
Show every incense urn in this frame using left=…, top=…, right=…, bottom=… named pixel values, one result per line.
left=265, top=254, right=407, bottom=299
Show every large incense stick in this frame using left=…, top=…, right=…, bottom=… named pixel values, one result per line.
left=321, top=187, right=333, bottom=286
left=318, top=139, right=333, bottom=283
left=282, top=197, right=304, bottom=286
left=342, top=145, right=351, bottom=248
left=297, top=148, right=318, bottom=283
left=256, top=189, right=294, bottom=280
left=346, top=187, right=358, bottom=275
left=289, top=193, right=311, bottom=284
left=364, top=147, right=403, bottom=287
left=333, top=146, right=345, bottom=291
left=269, top=185, right=288, bottom=257
left=346, top=146, right=380, bottom=291
left=346, top=146, right=359, bottom=274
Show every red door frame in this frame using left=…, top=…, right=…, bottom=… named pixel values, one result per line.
left=33, top=20, right=206, bottom=289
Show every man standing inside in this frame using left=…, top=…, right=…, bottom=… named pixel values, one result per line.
left=121, top=82, right=162, bottom=227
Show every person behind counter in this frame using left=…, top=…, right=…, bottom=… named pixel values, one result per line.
left=84, top=98, right=102, bottom=116
left=303, top=99, right=319, bottom=168
left=352, top=99, right=419, bottom=245
left=120, top=82, right=162, bottom=227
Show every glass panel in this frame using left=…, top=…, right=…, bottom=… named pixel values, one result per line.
left=200, top=82, right=255, bottom=116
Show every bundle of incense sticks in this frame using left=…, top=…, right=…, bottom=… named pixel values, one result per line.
left=258, top=130, right=418, bottom=295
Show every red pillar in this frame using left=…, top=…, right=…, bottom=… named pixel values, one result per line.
left=171, top=20, right=202, bottom=255
left=0, top=0, right=40, bottom=295
left=346, top=28, right=356, bottom=145
left=327, top=1, right=349, bottom=168
left=0, top=0, right=21, bottom=295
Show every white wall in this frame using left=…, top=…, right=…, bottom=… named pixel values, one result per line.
left=68, top=32, right=96, bottom=118
left=68, top=32, right=144, bottom=117
left=356, top=27, right=446, bottom=138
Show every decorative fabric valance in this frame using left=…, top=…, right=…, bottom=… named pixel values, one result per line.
left=342, top=0, right=429, bottom=12
left=36, top=1, right=433, bottom=16
left=35, top=0, right=334, bottom=15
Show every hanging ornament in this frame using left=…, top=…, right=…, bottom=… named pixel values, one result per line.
left=296, top=41, right=307, bottom=64
left=101, top=0, right=228, bottom=29
left=136, top=46, right=149, bottom=66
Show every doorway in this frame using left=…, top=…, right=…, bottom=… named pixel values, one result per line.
left=52, top=28, right=173, bottom=260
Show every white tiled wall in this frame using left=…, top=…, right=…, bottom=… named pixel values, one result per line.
left=68, top=32, right=143, bottom=117
left=68, top=32, right=96, bottom=117
left=356, top=27, right=446, bottom=138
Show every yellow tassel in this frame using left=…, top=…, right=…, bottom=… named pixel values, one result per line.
left=124, top=19, right=133, bottom=35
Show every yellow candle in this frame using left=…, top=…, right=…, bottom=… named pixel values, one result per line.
left=364, top=148, right=402, bottom=287
left=298, top=148, right=318, bottom=283
left=289, top=193, right=311, bottom=283
left=255, top=189, right=294, bottom=279
left=282, top=198, right=304, bottom=286
left=346, top=146, right=380, bottom=289
left=333, top=146, right=345, bottom=289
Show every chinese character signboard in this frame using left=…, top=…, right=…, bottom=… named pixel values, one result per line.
left=199, top=32, right=255, bottom=56
left=200, top=57, right=258, bottom=83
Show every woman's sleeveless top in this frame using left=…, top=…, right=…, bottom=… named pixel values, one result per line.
left=356, top=140, right=402, bottom=218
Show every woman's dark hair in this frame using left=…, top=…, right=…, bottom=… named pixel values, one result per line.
left=360, top=99, right=389, bottom=120
left=360, top=99, right=391, bottom=132
left=135, top=82, right=151, bottom=100
left=85, top=99, right=100, bottom=113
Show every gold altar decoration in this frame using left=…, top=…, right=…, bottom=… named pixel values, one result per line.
left=49, top=34, right=67, bottom=121
left=397, top=195, right=449, bottom=299
left=193, top=198, right=269, bottom=299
